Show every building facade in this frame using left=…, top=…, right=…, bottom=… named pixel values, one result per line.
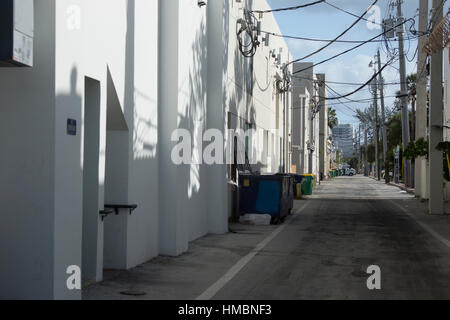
left=317, top=74, right=330, bottom=180
left=291, top=63, right=324, bottom=181
left=332, top=124, right=354, bottom=159
left=0, top=0, right=292, bottom=299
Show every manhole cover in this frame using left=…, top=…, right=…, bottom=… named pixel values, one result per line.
left=120, top=290, right=147, bottom=297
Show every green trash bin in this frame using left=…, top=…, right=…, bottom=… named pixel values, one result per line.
left=301, top=175, right=314, bottom=196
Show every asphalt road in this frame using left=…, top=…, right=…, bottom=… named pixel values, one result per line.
left=210, top=176, right=450, bottom=300
left=85, top=175, right=450, bottom=300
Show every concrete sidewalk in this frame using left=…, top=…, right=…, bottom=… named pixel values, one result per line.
left=83, top=213, right=293, bottom=300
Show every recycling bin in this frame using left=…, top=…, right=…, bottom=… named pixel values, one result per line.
left=292, top=174, right=305, bottom=199
left=301, top=175, right=314, bottom=196
left=239, top=174, right=293, bottom=221
left=302, top=174, right=316, bottom=187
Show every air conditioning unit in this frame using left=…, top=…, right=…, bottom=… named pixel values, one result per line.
left=0, top=0, right=34, bottom=67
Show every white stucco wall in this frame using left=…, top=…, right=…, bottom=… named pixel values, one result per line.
left=1, top=0, right=159, bottom=299
left=225, top=0, right=292, bottom=174
left=54, top=0, right=159, bottom=298
left=158, top=0, right=212, bottom=257
left=0, top=0, right=56, bottom=300
left=0, top=0, right=293, bottom=299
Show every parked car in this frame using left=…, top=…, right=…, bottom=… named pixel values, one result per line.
left=345, top=168, right=356, bottom=176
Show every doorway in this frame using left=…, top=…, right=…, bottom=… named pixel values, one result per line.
left=82, top=77, right=101, bottom=285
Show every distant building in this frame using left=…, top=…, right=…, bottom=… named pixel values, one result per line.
left=332, top=124, right=354, bottom=158
left=291, top=62, right=322, bottom=181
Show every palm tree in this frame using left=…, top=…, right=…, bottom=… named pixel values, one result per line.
left=328, top=107, right=338, bottom=129
left=355, top=106, right=374, bottom=131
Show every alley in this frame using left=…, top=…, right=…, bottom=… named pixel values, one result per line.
left=85, top=176, right=450, bottom=300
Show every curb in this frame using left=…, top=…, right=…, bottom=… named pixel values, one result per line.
left=388, top=182, right=415, bottom=195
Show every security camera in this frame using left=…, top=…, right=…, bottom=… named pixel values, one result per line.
left=198, top=0, right=207, bottom=7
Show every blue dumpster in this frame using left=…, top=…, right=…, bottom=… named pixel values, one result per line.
left=239, top=174, right=293, bottom=222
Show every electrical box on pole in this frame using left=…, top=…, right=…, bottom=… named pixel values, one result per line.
left=383, top=18, right=396, bottom=39
left=0, top=0, right=34, bottom=67
left=396, top=16, right=405, bottom=34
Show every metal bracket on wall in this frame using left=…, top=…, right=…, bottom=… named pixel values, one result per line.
left=99, top=209, right=114, bottom=221
left=104, top=204, right=138, bottom=216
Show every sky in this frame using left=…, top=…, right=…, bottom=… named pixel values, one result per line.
left=262, top=0, right=448, bottom=129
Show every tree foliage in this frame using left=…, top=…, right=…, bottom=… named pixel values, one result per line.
left=403, top=137, right=428, bottom=160
left=328, top=107, right=338, bottom=129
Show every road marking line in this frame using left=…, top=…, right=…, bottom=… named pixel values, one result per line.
left=196, top=201, right=311, bottom=300
left=390, top=200, right=450, bottom=248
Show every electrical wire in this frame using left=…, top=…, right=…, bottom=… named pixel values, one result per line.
left=237, top=10, right=260, bottom=58
left=292, top=17, right=415, bottom=75
left=294, top=75, right=414, bottom=86
left=326, top=94, right=406, bottom=106
left=285, top=0, right=379, bottom=67
left=324, top=0, right=384, bottom=27
left=251, top=0, right=326, bottom=14
left=311, top=57, right=396, bottom=101
left=261, top=30, right=421, bottom=44
left=327, top=83, right=374, bottom=105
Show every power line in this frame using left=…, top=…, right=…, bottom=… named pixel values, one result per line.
left=311, top=57, right=396, bottom=101
left=262, top=30, right=421, bottom=44
left=332, top=101, right=359, bottom=114
left=293, top=74, right=412, bottom=86
left=326, top=92, right=359, bottom=114
left=285, top=0, right=379, bottom=67
left=292, top=17, right=415, bottom=75
left=324, top=0, right=384, bottom=26
left=251, top=0, right=325, bottom=14
left=326, top=95, right=402, bottom=107
left=326, top=83, right=371, bottom=105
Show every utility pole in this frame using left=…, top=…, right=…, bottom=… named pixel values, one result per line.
left=359, top=124, right=362, bottom=173
left=396, top=0, right=411, bottom=187
left=371, top=78, right=380, bottom=181
left=309, top=102, right=314, bottom=174
left=283, top=90, right=286, bottom=173
left=377, top=49, right=389, bottom=183
left=415, top=0, right=428, bottom=199
left=364, top=124, right=369, bottom=176
left=429, top=0, right=444, bottom=214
